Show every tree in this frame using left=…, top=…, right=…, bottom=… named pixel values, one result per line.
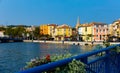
left=33, top=27, right=40, bottom=39
left=14, top=26, right=26, bottom=37
left=5, top=26, right=26, bottom=38
left=4, top=27, right=14, bottom=37
left=0, top=27, right=5, bottom=31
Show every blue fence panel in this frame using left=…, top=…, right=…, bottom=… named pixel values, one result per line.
left=18, top=44, right=120, bottom=73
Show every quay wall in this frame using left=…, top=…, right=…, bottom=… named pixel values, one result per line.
left=23, top=40, right=120, bottom=45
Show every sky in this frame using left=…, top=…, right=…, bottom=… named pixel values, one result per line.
left=0, top=0, right=120, bottom=27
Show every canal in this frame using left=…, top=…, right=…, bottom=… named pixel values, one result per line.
left=0, top=42, right=96, bottom=73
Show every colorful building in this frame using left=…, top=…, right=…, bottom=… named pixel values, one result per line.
left=0, top=31, right=5, bottom=37
left=90, top=22, right=109, bottom=41
left=78, top=22, right=109, bottom=42
left=40, top=24, right=49, bottom=35
left=48, top=24, right=58, bottom=38
left=109, top=19, right=120, bottom=41
left=78, top=23, right=93, bottom=41
left=54, top=24, right=72, bottom=41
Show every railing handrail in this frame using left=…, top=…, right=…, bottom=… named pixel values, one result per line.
left=18, top=44, right=120, bottom=73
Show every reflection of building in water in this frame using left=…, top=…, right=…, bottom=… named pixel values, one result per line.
left=80, top=45, right=94, bottom=52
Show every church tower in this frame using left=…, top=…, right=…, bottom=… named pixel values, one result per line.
left=75, top=16, right=80, bottom=30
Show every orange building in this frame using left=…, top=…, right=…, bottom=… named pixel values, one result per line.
left=40, top=24, right=48, bottom=35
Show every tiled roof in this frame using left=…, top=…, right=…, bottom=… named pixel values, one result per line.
left=56, top=24, right=71, bottom=29
left=79, top=24, right=93, bottom=27
left=90, top=22, right=107, bottom=25
left=48, top=24, right=58, bottom=26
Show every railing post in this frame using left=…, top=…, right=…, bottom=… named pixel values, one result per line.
left=81, top=57, right=88, bottom=64
left=105, top=50, right=110, bottom=73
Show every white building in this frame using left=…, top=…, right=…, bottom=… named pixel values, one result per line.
left=0, top=31, right=5, bottom=37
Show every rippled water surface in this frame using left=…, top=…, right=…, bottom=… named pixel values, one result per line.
left=0, top=42, right=96, bottom=73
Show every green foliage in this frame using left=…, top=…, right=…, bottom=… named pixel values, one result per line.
left=5, top=26, right=26, bottom=37
left=86, top=36, right=89, bottom=41
left=51, top=54, right=72, bottom=62
left=24, top=55, right=51, bottom=69
left=110, top=46, right=120, bottom=54
left=23, top=54, right=86, bottom=73
left=0, top=27, right=5, bottom=31
left=53, top=59, right=86, bottom=73
left=103, top=41, right=110, bottom=47
left=33, top=27, right=40, bottom=39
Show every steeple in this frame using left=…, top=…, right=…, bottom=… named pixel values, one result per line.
left=77, top=16, right=80, bottom=24
left=76, top=16, right=80, bottom=30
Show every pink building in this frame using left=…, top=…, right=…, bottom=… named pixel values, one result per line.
left=90, top=22, right=109, bottom=41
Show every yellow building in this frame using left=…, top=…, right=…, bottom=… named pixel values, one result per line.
left=78, top=24, right=93, bottom=41
left=109, top=20, right=120, bottom=41
left=54, top=24, right=72, bottom=41
left=48, top=24, right=57, bottom=38
left=40, top=24, right=49, bottom=35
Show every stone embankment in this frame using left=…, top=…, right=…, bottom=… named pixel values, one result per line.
left=23, top=40, right=120, bottom=45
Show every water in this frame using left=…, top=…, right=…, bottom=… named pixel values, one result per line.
left=0, top=42, right=95, bottom=73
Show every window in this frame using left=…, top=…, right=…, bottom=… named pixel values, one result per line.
left=100, top=29, right=101, bottom=32
left=103, top=29, right=105, bottom=32
left=96, top=35, right=98, bottom=37
left=69, top=29, right=70, bottom=31
left=94, top=25, right=96, bottom=28
left=96, top=29, right=98, bottom=33
left=96, top=25, right=98, bottom=27
left=99, top=25, right=101, bottom=27
left=85, top=27, right=87, bottom=32
left=100, top=35, right=102, bottom=40
left=104, top=25, right=107, bottom=27
left=64, top=29, right=66, bottom=32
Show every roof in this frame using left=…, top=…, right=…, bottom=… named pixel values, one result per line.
left=56, top=24, right=71, bottom=29
left=79, top=23, right=93, bottom=27
left=113, top=19, right=120, bottom=23
left=90, top=22, right=107, bottom=25
left=48, top=24, right=58, bottom=26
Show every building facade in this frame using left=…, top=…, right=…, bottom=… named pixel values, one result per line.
left=78, top=22, right=109, bottom=42
left=0, top=31, right=5, bottom=37
left=40, top=24, right=49, bottom=35
left=109, top=19, right=120, bottom=41
left=48, top=24, right=58, bottom=38
left=54, top=24, right=72, bottom=41
left=91, top=22, right=109, bottom=41
left=78, top=24, right=93, bottom=41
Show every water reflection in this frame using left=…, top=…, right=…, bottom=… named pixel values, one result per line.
left=0, top=42, right=95, bottom=73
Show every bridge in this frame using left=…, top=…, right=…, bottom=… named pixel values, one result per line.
left=18, top=44, right=120, bottom=73
left=0, top=37, right=23, bottom=43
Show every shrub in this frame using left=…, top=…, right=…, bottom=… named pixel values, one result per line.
left=103, top=41, right=110, bottom=47
left=22, top=54, right=86, bottom=73
left=110, top=46, right=120, bottom=54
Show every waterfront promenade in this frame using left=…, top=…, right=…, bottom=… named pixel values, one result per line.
left=24, top=40, right=120, bottom=45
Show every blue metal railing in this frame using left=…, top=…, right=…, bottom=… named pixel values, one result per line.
left=18, top=44, right=120, bottom=73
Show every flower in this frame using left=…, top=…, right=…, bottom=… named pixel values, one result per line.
left=46, top=54, right=51, bottom=61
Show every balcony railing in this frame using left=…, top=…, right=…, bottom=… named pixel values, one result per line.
left=18, top=44, right=120, bottom=73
